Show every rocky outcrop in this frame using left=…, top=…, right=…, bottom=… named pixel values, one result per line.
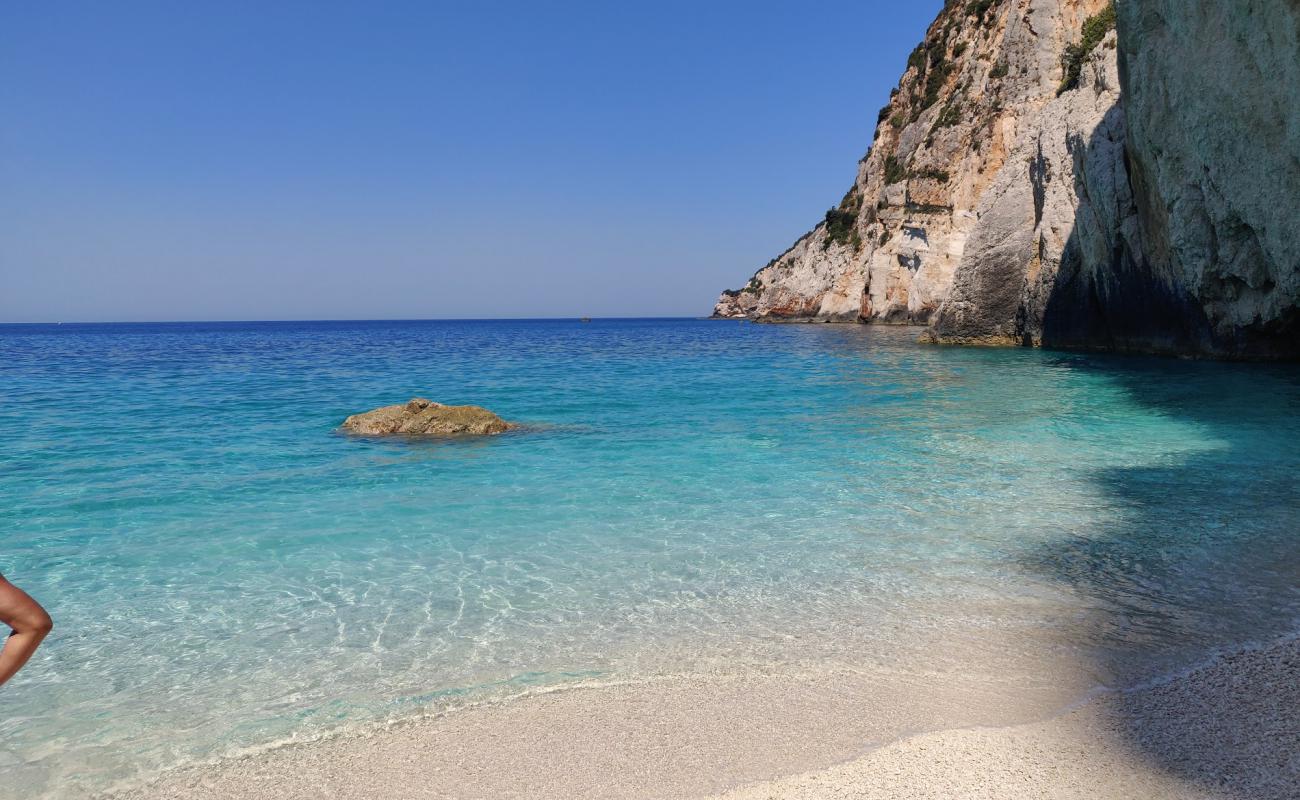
left=1061, top=0, right=1300, bottom=357
left=714, top=0, right=1116, bottom=323
left=341, top=398, right=513, bottom=436
left=930, top=0, right=1300, bottom=358
left=925, top=22, right=1125, bottom=346
left=717, top=0, right=1300, bottom=359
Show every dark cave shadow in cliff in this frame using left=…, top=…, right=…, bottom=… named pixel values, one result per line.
left=1037, top=100, right=1300, bottom=360
left=1027, top=291, right=1300, bottom=796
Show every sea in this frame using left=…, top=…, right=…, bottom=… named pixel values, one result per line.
left=2, top=318, right=1298, bottom=798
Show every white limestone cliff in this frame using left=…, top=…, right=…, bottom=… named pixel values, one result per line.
left=717, top=0, right=1300, bottom=359
left=714, top=0, right=1115, bottom=324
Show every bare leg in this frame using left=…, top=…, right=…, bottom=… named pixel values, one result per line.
left=0, top=576, right=53, bottom=687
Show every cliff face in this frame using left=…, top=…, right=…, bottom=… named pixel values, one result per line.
left=718, top=0, right=1300, bottom=359
left=1058, top=0, right=1300, bottom=357
left=714, top=0, right=1115, bottom=323
left=925, top=13, right=1125, bottom=346
left=932, top=0, right=1300, bottom=358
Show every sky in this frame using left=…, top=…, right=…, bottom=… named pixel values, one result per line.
left=1, top=1, right=943, bottom=322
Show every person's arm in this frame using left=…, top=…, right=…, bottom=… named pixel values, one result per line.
left=0, top=576, right=52, bottom=687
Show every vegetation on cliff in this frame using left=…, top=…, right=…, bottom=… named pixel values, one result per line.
left=1058, top=2, right=1116, bottom=94
left=823, top=185, right=865, bottom=251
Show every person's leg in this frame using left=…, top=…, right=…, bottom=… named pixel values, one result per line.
left=0, top=575, right=53, bottom=687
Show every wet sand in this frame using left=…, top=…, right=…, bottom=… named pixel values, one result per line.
left=111, top=636, right=1297, bottom=800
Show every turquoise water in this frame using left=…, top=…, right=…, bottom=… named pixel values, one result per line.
left=2, top=319, right=1299, bottom=798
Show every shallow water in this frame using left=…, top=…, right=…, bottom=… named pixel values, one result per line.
left=2, top=318, right=1298, bottom=798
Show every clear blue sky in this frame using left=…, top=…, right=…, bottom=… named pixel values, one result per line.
left=1, top=1, right=942, bottom=322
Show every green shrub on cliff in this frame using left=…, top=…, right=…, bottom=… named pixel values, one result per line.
left=923, top=57, right=954, bottom=109
left=913, top=167, right=951, bottom=183
left=883, top=155, right=907, bottom=185
left=908, top=43, right=927, bottom=73
left=822, top=185, right=865, bottom=251
left=822, top=208, right=857, bottom=251
left=1058, top=2, right=1116, bottom=95
left=933, top=102, right=962, bottom=130
left=966, top=0, right=997, bottom=22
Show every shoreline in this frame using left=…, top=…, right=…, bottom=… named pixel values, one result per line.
left=107, top=633, right=1298, bottom=800
left=718, top=633, right=1299, bottom=800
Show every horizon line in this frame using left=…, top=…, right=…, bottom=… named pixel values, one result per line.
left=0, top=315, right=720, bottom=327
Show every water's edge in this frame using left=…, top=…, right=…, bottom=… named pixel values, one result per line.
left=104, top=626, right=1300, bottom=799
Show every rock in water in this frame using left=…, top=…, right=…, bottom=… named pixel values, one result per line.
left=341, top=398, right=513, bottom=436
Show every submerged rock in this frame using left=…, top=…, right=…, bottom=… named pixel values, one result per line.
left=341, top=398, right=512, bottom=436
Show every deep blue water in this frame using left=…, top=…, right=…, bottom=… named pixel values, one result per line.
left=2, top=318, right=1298, bottom=797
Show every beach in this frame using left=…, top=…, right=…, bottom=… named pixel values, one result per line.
left=6, top=320, right=1300, bottom=799
left=721, top=635, right=1299, bottom=800
left=7, top=0, right=1300, bottom=795
left=113, top=635, right=1297, bottom=799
